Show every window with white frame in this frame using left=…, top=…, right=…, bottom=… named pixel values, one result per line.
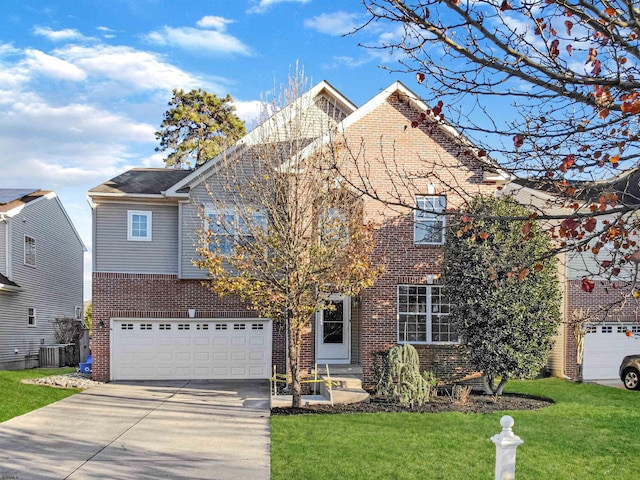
left=398, top=285, right=456, bottom=343
left=24, top=235, right=36, bottom=266
left=206, top=208, right=266, bottom=255
left=27, top=307, right=36, bottom=327
left=320, top=207, right=348, bottom=245
left=414, top=196, right=446, bottom=245
left=127, top=211, right=152, bottom=241
left=75, top=306, right=82, bottom=320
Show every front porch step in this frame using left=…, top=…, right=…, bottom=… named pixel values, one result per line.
left=312, top=364, right=364, bottom=377
left=320, top=374, right=370, bottom=405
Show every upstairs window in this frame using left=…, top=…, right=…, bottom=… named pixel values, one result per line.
left=207, top=208, right=266, bottom=255
left=27, top=307, right=36, bottom=327
left=24, top=236, right=36, bottom=266
left=127, top=211, right=152, bottom=241
left=320, top=207, right=348, bottom=245
left=414, top=196, right=446, bottom=245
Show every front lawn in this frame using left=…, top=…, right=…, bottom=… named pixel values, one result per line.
left=271, top=378, right=640, bottom=479
left=0, top=368, right=79, bottom=423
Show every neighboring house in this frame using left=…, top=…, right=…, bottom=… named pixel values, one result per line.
left=504, top=171, right=640, bottom=382
left=0, top=189, right=86, bottom=370
left=88, top=81, right=511, bottom=385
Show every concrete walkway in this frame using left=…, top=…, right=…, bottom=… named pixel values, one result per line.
left=0, top=380, right=270, bottom=480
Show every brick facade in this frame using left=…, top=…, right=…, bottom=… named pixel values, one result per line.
left=341, top=93, right=498, bottom=386
left=91, top=272, right=292, bottom=381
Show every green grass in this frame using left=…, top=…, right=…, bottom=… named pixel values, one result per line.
left=271, top=378, right=640, bottom=479
left=0, top=368, right=79, bottom=423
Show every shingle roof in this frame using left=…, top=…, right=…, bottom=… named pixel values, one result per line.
left=0, top=189, right=50, bottom=213
left=0, top=273, right=20, bottom=290
left=88, top=168, right=192, bottom=195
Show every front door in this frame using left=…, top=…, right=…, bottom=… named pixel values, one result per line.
left=316, top=296, right=350, bottom=364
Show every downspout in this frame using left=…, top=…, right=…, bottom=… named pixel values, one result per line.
left=1, top=214, right=11, bottom=279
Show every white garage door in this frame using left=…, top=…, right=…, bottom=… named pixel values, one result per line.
left=111, top=319, right=272, bottom=381
left=583, top=324, right=640, bottom=380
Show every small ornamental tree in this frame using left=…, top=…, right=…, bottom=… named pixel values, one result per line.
left=195, top=72, right=383, bottom=408
left=444, top=196, right=561, bottom=395
left=155, top=89, right=246, bottom=169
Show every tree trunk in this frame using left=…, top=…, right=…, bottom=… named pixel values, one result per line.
left=482, top=374, right=508, bottom=395
left=482, top=375, right=496, bottom=395
left=495, top=375, right=508, bottom=395
left=287, top=321, right=303, bottom=408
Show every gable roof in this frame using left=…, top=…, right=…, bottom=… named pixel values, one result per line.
left=0, top=189, right=51, bottom=214
left=164, top=80, right=358, bottom=197
left=88, top=168, right=193, bottom=197
left=293, top=81, right=513, bottom=183
left=0, top=273, right=21, bottom=292
left=0, top=190, right=86, bottom=251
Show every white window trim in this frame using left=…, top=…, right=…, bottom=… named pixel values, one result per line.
left=27, top=307, right=36, bottom=328
left=127, top=210, right=152, bottom=241
left=205, top=206, right=267, bottom=255
left=414, top=195, right=446, bottom=245
left=75, top=306, right=82, bottom=320
left=24, top=235, right=36, bottom=267
left=397, top=284, right=458, bottom=345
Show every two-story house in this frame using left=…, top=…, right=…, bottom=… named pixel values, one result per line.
left=0, top=189, right=85, bottom=370
left=88, top=81, right=511, bottom=385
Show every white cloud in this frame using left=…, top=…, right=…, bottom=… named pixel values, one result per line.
left=24, top=49, right=87, bottom=81
left=56, top=44, right=205, bottom=92
left=145, top=25, right=251, bottom=56
left=248, top=0, right=310, bottom=14
left=32, top=26, right=88, bottom=42
left=233, top=100, right=263, bottom=127
left=304, top=12, right=360, bottom=36
left=197, top=16, right=234, bottom=31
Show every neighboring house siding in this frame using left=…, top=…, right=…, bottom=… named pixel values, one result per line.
left=0, top=196, right=84, bottom=369
left=94, top=202, right=179, bottom=274
left=0, top=221, right=5, bottom=275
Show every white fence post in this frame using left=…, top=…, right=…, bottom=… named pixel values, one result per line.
left=491, top=415, right=524, bottom=480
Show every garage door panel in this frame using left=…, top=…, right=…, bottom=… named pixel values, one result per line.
left=583, top=324, right=640, bottom=380
left=112, top=319, right=272, bottom=381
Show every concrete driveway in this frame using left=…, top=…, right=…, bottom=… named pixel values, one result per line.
left=0, top=380, right=270, bottom=480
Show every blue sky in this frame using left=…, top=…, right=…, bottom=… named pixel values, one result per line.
left=0, top=0, right=411, bottom=299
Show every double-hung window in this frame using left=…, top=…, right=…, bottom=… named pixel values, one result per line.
left=414, top=196, right=446, bottom=245
left=24, top=236, right=36, bottom=266
left=398, top=285, right=456, bottom=343
left=127, top=211, right=152, bottom=241
left=27, top=307, right=36, bottom=327
left=207, top=208, right=266, bottom=255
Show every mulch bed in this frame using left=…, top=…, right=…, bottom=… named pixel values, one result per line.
left=271, top=392, right=553, bottom=415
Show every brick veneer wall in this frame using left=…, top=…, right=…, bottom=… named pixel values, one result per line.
left=91, top=272, right=296, bottom=381
left=342, top=93, right=497, bottom=387
left=565, top=278, right=640, bottom=379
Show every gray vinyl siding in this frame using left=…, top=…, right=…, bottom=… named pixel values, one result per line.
left=181, top=184, right=216, bottom=279
left=0, top=196, right=84, bottom=368
left=94, top=202, right=179, bottom=273
left=0, top=221, right=5, bottom=275
left=179, top=93, right=348, bottom=279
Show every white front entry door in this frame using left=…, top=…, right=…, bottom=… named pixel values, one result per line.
left=316, top=296, right=350, bottom=364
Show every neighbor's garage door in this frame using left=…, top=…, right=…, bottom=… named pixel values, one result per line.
left=583, top=324, right=640, bottom=380
left=111, top=319, right=272, bottom=381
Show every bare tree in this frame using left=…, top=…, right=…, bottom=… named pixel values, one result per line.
left=195, top=72, right=382, bottom=407
left=349, top=0, right=640, bottom=300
